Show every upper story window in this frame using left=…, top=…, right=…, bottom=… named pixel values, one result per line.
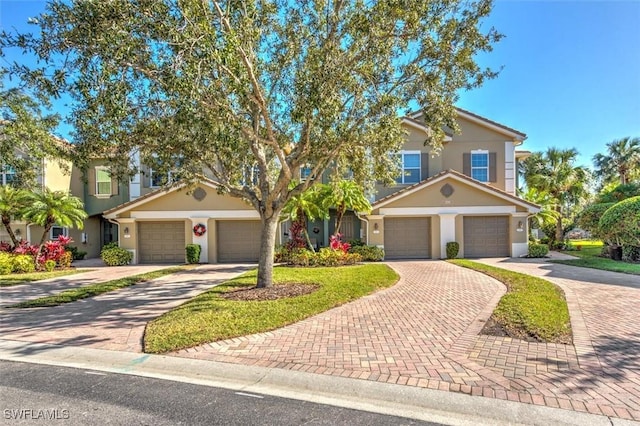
left=1, top=164, right=17, bottom=186
left=300, top=166, right=312, bottom=180
left=395, top=151, right=421, bottom=184
left=471, top=150, right=489, bottom=182
left=149, top=169, right=169, bottom=188
left=95, top=167, right=112, bottom=195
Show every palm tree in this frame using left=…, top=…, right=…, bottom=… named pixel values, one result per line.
left=518, top=187, right=560, bottom=231
left=281, top=184, right=328, bottom=251
left=323, top=180, right=372, bottom=237
left=22, top=189, right=87, bottom=260
left=521, top=148, right=589, bottom=242
left=593, top=137, right=640, bottom=186
left=0, top=186, right=29, bottom=247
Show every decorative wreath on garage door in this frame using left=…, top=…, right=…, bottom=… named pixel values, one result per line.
left=193, top=223, right=207, bottom=237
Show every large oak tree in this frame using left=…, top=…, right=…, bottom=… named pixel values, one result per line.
left=4, top=0, right=502, bottom=287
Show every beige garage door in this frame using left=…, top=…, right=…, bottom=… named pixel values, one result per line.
left=138, top=221, right=185, bottom=263
left=217, top=220, right=262, bottom=262
left=384, top=217, right=431, bottom=259
left=463, top=216, right=509, bottom=258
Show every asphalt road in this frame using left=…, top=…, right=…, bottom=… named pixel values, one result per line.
left=0, top=360, right=440, bottom=425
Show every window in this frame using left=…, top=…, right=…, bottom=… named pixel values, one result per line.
left=50, top=225, right=68, bottom=239
left=149, top=169, right=169, bottom=187
left=300, top=166, right=312, bottom=180
left=95, top=167, right=112, bottom=195
left=471, top=151, right=489, bottom=182
left=1, top=164, right=17, bottom=186
left=395, top=151, right=421, bottom=184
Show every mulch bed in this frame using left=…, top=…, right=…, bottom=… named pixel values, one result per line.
left=481, top=317, right=547, bottom=343
left=220, top=283, right=320, bottom=301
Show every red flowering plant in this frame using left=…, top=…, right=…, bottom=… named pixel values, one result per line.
left=285, top=221, right=308, bottom=250
left=329, top=233, right=351, bottom=253
left=0, top=241, right=11, bottom=252
left=12, top=240, right=39, bottom=256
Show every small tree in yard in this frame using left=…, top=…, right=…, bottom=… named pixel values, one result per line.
left=598, top=196, right=640, bottom=248
left=4, top=1, right=502, bottom=287
left=323, top=180, right=371, bottom=238
left=21, top=189, right=87, bottom=264
left=281, top=183, right=328, bottom=251
left=0, top=186, right=29, bottom=248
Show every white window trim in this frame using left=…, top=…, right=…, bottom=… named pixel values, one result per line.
left=95, top=166, right=112, bottom=197
left=149, top=168, right=172, bottom=188
left=1, top=164, right=16, bottom=186
left=50, top=225, right=69, bottom=240
left=470, top=149, right=489, bottom=183
left=396, top=150, right=421, bottom=184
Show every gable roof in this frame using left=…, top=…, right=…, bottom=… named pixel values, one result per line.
left=372, top=169, right=540, bottom=212
left=401, top=117, right=453, bottom=141
left=408, top=107, right=527, bottom=142
left=103, top=177, right=224, bottom=218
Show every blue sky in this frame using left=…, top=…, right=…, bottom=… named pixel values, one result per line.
left=1, top=0, right=639, bottom=168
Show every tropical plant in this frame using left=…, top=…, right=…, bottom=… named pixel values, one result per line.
left=323, top=180, right=371, bottom=237
left=281, top=184, right=329, bottom=252
left=517, top=187, right=560, bottom=231
left=0, top=186, right=28, bottom=247
left=593, top=137, right=640, bottom=187
left=21, top=189, right=87, bottom=263
left=5, top=1, right=502, bottom=287
left=596, top=182, right=640, bottom=203
left=576, top=202, right=615, bottom=239
left=520, top=148, right=590, bottom=242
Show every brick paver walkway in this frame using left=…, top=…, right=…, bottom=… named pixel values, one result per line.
left=0, top=264, right=251, bottom=352
left=174, top=260, right=640, bottom=421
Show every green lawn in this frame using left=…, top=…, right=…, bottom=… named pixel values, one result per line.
left=10, top=267, right=187, bottom=308
left=555, top=240, right=640, bottom=275
left=448, top=259, right=572, bottom=344
left=0, top=269, right=92, bottom=287
left=144, top=264, right=399, bottom=354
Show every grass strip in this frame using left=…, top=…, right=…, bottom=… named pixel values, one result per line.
left=144, top=264, right=399, bottom=354
left=551, top=258, right=640, bottom=275
left=0, top=269, right=92, bottom=287
left=448, top=259, right=572, bottom=343
left=10, top=267, right=186, bottom=308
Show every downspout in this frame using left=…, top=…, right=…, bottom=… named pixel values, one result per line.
left=355, top=212, right=369, bottom=245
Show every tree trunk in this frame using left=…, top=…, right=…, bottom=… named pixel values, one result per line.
left=555, top=205, right=563, bottom=243
left=1, top=215, right=19, bottom=248
left=334, top=205, right=345, bottom=237
left=34, top=222, right=53, bottom=267
left=256, top=214, right=280, bottom=288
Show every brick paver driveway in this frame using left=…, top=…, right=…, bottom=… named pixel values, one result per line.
left=175, top=260, right=640, bottom=421
left=0, top=264, right=251, bottom=352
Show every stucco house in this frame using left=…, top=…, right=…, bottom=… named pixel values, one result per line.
left=97, top=108, right=539, bottom=263
left=2, top=107, right=539, bottom=263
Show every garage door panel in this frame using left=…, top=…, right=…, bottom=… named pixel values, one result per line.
left=463, top=216, right=509, bottom=258
left=384, top=217, right=431, bottom=260
left=217, top=220, right=261, bottom=262
left=139, top=221, right=185, bottom=264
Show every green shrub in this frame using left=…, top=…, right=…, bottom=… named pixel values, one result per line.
left=528, top=243, right=549, bottom=258
left=101, top=246, right=133, bottom=266
left=44, top=259, right=56, bottom=272
left=288, top=248, right=362, bottom=267
left=66, top=246, right=87, bottom=260
left=348, top=245, right=385, bottom=261
left=101, top=242, right=119, bottom=252
left=0, top=252, right=13, bottom=275
left=348, top=239, right=366, bottom=248
left=57, top=251, right=73, bottom=268
left=186, top=244, right=201, bottom=264
left=599, top=196, right=640, bottom=246
left=12, top=255, right=36, bottom=273
left=446, top=242, right=460, bottom=259
left=623, top=245, right=640, bottom=262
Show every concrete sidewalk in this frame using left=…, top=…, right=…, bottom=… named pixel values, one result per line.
left=0, top=263, right=175, bottom=307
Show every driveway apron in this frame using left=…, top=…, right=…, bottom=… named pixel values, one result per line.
left=175, top=259, right=640, bottom=421
left=0, top=264, right=252, bottom=352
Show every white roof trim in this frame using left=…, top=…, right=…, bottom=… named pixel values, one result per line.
left=410, top=109, right=526, bottom=142
left=374, top=172, right=540, bottom=213
left=401, top=118, right=453, bottom=142
left=103, top=179, right=221, bottom=219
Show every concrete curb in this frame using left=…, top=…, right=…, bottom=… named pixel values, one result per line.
left=1, top=339, right=636, bottom=426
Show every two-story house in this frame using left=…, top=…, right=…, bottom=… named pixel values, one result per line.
left=99, top=108, right=539, bottom=264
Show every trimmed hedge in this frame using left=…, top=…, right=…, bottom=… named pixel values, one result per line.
left=101, top=246, right=133, bottom=266
left=186, top=244, right=201, bottom=264
left=348, top=245, right=385, bottom=261
left=528, top=243, right=549, bottom=258
left=599, top=196, right=640, bottom=246
left=446, top=242, right=460, bottom=259
left=0, top=252, right=13, bottom=274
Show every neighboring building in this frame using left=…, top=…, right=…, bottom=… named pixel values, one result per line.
left=100, top=108, right=539, bottom=263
